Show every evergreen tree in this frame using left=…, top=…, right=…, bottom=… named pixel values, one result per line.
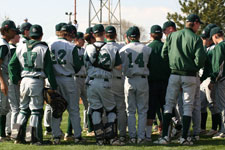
left=167, top=0, right=225, bottom=31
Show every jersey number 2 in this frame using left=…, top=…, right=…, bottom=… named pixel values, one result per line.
left=51, top=49, right=67, bottom=65
left=128, top=53, right=144, bottom=68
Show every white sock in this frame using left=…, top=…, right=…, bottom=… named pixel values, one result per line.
left=146, top=126, right=152, bottom=138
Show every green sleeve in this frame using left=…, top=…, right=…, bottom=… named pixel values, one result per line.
left=200, top=55, right=211, bottom=82
left=10, top=48, right=16, bottom=57
left=8, top=53, right=22, bottom=84
left=161, top=37, right=169, bottom=61
left=114, top=50, right=122, bottom=67
left=211, top=45, right=225, bottom=82
left=0, top=45, right=9, bottom=60
left=44, top=49, right=58, bottom=90
left=194, top=38, right=206, bottom=70
left=72, top=47, right=82, bottom=73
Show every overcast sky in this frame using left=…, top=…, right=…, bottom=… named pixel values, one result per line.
left=0, top=0, right=181, bottom=41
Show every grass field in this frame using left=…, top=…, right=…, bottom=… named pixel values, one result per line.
left=0, top=104, right=224, bottom=150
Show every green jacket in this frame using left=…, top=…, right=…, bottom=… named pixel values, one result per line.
left=161, top=28, right=206, bottom=76
left=210, top=41, right=225, bottom=82
left=148, top=40, right=170, bottom=82
left=200, top=45, right=215, bottom=82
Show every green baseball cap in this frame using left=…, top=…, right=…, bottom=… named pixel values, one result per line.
left=186, top=14, right=203, bottom=24
left=20, top=22, right=32, bottom=32
left=201, top=24, right=217, bottom=39
left=76, top=32, right=84, bottom=39
left=105, top=26, right=116, bottom=34
left=1, top=20, right=16, bottom=31
left=151, top=25, right=162, bottom=33
left=55, top=22, right=67, bottom=31
left=85, top=27, right=93, bottom=34
left=162, top=21, right=176, bottom=31
left=210, top=27, right=224, bottom=39
left=29, top=24, right=43, bottom=37
left=60, top=25, right=73, bottom=33
left=127, top=26, right=140, bottom=38
left=93, top=24, right=104, bottom=34
left=15, top=28, right=21, bottom=35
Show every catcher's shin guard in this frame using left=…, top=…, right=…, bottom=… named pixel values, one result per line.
left=104, top=121, right=117, bottom=140
left=93, top=123, right=105, bottom=142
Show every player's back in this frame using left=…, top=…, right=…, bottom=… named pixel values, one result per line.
left=49, top=38, right=75, bottom=76
left=120, top=42, right=151, bottom=77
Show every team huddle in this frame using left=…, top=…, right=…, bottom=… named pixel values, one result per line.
left=0, top=13, right=225, bottom=146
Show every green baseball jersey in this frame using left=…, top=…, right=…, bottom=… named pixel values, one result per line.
left=49, top=38, right=82, bottom=76
left=0, top=38, right=10, bottom=73
left=84, top=41, right=122, bottom=79
left=161, top=28, right=206, bottom=76
left=147, top=40, right=170, bottom=82
left=120, top=41, right=151, bottom=77
left=210, top=41, right=225, bottom=82
left=8, top=39, right=57, bottom=89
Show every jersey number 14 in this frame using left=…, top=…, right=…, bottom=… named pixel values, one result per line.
left=128, top=53, right=144, bottom=68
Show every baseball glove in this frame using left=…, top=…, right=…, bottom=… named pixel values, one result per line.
left=43, top=88, right=67, bottom=118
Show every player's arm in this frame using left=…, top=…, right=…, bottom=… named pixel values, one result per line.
left=161, top=36, right=169, bottom=60
left=211, top=45, right=224, bottom=82
left=0, top=45, right=10, bottom=96
left=194, top=38, right=207, bottom=70
left=44, top=48, right=58, bottom=90
left=8, top=52, right=22, bottom=85
left=114, top=50, right=122, bottom=70
left=72, top=46, right=82, bottom=73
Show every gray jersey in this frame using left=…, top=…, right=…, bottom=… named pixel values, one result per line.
left=107, top=41, right=123, bottom=78
left=0, top=38, right=10, bottom=73
left=120, top=42, right=151, bottom=77
left=49, top=38, right=76, bottom=76
left=84, top=42, right=118, bottom=79
left=16, top=42, right=48, bottom=78
left=76, top=47, right=86, bottom=76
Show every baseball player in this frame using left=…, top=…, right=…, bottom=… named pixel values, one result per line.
left=49, top=25, right=83, bottom=144
left=19, top=22, right=32, bottom=44
left=64, top=32, right=88, bottom=140
left=43, top=22, right=67, bottom=136
left=120, top=26, right=151, bottom=144
left=105, top=25, right=127, bottom=144
left=146, top=25, right=170, bottom=141
left=7, top=28, right=21, bottom=135
left=9, top=24, right=58, bottom=144
left=154, top=14, right=206, bottom=145
left=0, top=20, right=17, bottom=141
left=84, top=24, right=122, bottom=145
left=200, top=24, right=221, bottom=136
left=208, top=27, right=225, bottom=139
left=83, top=27, right=96, bottom=136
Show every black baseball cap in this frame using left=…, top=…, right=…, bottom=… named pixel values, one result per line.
left=162, top=21, right=176, bottom=31
left=105, top=26, right=116, bottom=34
left=127, top=26, right=140, bottom=38
left=210, top=27, right=224, bottom=39
left=186, top=14, right=203, bottom=24
left=93, top=24, right=104, bottom=34
left=20, top=22, right=32, bottom=32
left=151, top=25, right=162, bottom=33
left=1, top=20, right=17, bottom=31
left=201, top=24, right=217, bottom=39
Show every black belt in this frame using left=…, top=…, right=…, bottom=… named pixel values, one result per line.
left=57, top=74, right=72, bottom=77
left=127, top=75, right=146, bottom=78
left=23, top=76, right=42, bottom=79
left=90, top=77, right=109, bottom=81
left=116, top=77, right=122, bottom=79
left=75, top=75, right=86, bottom=78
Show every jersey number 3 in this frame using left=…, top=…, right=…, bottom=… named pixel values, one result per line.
left=128, top=53, right=144, bottom=68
